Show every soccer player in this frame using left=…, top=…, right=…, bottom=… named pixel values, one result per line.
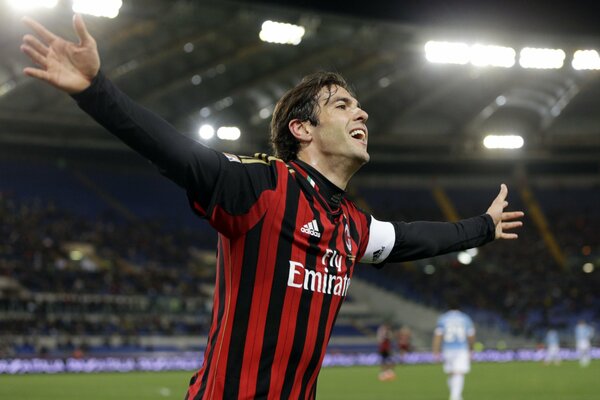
left=575, top=320, right=594, bottom=367
left=432, top=300, right=475, bottom=400
left=544, top=328, right=561, bottom=366
left=20, top=15, right=524, bottom=399
left=396, top=325, right=412, bottom=364
left=376, top=322, right=396, bottom=381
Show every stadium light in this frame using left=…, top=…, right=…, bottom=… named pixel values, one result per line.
left=259, top=20, right=305, bottom=45
left=425, top=41, right=470, bottom=65
left=7, top=0, right=58, bottom=11
left=572, top=50, right=600, bottom=70
left=519, top=47, right=565, bottom=69
left=425, top=41, right=515, bottom=67
left=457, top=251, right=472, bottom=265
left=72, top=0, right=122, bottom=19
left=217, top=126, right=241, bottom=141
left=198, top=124, right=214, bottom=140
left=470, top=44, right=515, bottom=68
left=466, top=248, right=479, bottom=257
left=483, top=134, right=524, bottom=149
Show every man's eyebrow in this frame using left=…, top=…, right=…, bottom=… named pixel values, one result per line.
left=329, top=95, right=361, bottom=108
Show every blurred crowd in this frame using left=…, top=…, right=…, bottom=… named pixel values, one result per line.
left=1, top=178, right=598, bottom=357
left=356, top=185, right=600, bottom=344
left=0, top=193, right=215, bottom=356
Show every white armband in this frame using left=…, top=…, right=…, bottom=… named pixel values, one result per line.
left=359, top=217, right=395, bottom=264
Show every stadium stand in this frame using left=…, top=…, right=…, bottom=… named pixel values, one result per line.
left=1, top=156, right=598, bottom=357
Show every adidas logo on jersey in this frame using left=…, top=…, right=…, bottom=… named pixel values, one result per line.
left=301, top=219, right=321, bottom=238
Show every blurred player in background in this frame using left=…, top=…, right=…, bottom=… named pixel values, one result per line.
left=575, top=320, right=594, bottom=367
left=376, top=322, right=396, bottom=381
left=544, top=328, right=561, bottom=365
left=396, top=325, right=412, bottom=364
left=20, top=14, right=523, bottom=399
left=433, top=299, right=475, bottom=400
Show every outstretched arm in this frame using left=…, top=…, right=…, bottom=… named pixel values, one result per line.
left=360, top=184, right=524, bottom=264
left=20, top=15, right=224, bottom=207
left=21, top=14, right=99, bottom=94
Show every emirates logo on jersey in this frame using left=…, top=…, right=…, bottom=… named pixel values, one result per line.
left=301, top=219, right=321, bottom=238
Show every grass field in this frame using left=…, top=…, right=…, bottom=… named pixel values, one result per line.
left=0, top=361, right=597, bottom=399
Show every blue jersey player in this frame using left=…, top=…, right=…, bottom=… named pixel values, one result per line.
left=544, top=329, right=561, bottom=365
left=575, top=320, right=594, bottom=367
left=433, top=302, right=475, bottom=400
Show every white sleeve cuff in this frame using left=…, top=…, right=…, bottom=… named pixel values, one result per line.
left=359, top=216, right=395, bottom=264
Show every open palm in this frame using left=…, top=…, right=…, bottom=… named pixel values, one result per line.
left=486, top=184, right=524, bottom=240
left=21, top=14, right=100, bottom=94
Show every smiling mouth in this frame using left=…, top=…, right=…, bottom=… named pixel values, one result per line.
left=350, top=129, right=367, bottom=144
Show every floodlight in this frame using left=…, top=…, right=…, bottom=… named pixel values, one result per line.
left=483, top=134, right=524, bottom=149
left=424, top=41, right=470, bottom=65
left=572, top=50, right=600, bottom=70
left=259, top=20, right=305, bottom=45
left=217, top=126, right=241, bottom=141
left=470, top=44, right=515, bottom=68
left=198, top=124, right=214, bottom=140
left=519, top=47, right=565, bottom=69
left=72, top=0, right=122, bottom=18
left=457, top=251, right=472, bottom=265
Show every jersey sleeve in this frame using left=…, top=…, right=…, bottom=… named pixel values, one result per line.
left=72, top=72, right=278, bottom=236
left=359, top=214, right=495, bottom=264
left=187, top=154, right=280, bottom=237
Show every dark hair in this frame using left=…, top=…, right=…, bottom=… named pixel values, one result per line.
left=270, top=71, right=352, bottom=161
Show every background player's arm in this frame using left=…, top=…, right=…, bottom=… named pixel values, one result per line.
left=432, top=333, right=442, bottom=360
left=468, top=334, right=475, bottom=352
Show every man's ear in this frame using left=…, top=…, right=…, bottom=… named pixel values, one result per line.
left=288, top=119, right=312, bottom=143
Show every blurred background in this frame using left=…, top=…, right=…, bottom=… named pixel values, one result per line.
left=0, top=0, right=598, bottom=367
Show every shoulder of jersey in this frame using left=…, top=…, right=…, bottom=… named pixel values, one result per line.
left=235, top=153, right=295, bottom=174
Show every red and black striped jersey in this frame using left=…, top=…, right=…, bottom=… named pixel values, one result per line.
left=185, top=153, right=373, bottom=399
left=73, top=71, right=496, bottom=400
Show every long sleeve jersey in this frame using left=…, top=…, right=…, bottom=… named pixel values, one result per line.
left=72, top=72, right=495, bottom=400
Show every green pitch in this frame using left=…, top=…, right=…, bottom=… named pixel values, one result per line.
left=0, top=361, right=597, bottom=399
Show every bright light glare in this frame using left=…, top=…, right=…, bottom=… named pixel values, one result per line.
left=72, top=0, right=123, bottom=18
left=519, top=47, right=565, bottom=69
left=198, top=124, right=214, bottom=140
left=457, top=251, right=473, bottom=265
left=7, top=0, right=58, bottom=10
left=217, top=126, right=241, bottom=141
left=582, top=263, right=594, bottom=273
left=69, top=250, right=83, bottom=261
left=425, top=41, right=470, bottom=65
left=425, top=41, right=515, bottom=67
left=259, top=20, right=305, bottom=45
left=483, top=134, right=524, bottom=149
left=466, top=248, right=479, bottom=257
left=470, top=44, right=515, bottom=68
left=572, top=50, right=600, bottom=70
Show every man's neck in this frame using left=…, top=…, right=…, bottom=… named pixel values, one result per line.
left=296, top=154, right=361, bottom=190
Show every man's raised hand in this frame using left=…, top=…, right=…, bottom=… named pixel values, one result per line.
left=486, top=183, right=524, bottom=240
left=21, top=14, right=100, bottom=94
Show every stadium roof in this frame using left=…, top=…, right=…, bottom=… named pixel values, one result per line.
left=0, top=0, right=599, bottom=178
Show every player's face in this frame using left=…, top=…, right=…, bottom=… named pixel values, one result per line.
left=310, top=85, right=369, bottom=167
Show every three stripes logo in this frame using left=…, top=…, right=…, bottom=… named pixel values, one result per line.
left=301, top=219, right=321, bottom=238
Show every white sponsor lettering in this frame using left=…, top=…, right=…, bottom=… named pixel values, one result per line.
left=287, top=260, right=350, bottom=297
